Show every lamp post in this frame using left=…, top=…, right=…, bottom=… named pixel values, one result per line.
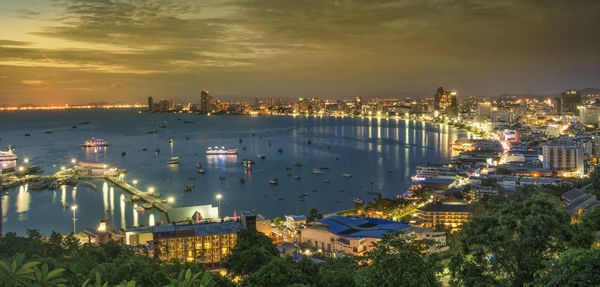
left=216, top=194, right=222, bottom=219
left=71, top=205, right=78, bottom=234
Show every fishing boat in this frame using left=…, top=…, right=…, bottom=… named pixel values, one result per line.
left=0, top=146, right=17, bottom=161
left=147, top=129, right=158, bottom=134
left=206, top=146, right=237, bottom=155
left=188, top=177, right=196, bottom=181
left=343, top=173, right=353, bottom=178
left=81, top=138, right=109, bottom=147
left=312, top=169, right=323, bottom=174
left=167, top=157, right=181, bottom=165
left=294, top=162, right=303, bottom=167
left=198, top=169, right=206, bottom=174
left=45, top=130, right=53, bottom=134
left=269, top=177, right=279, bottom=185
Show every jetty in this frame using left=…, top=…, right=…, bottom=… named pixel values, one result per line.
left=105, top=176, right=171, bottom=213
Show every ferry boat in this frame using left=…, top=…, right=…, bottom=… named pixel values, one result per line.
left=206, top=146, right=238, bottom=155
left=0, top=146, right=17, bottom=161
left=81, top=138, right=109, bottom=147
left=167, top=157, right=181, bottom=165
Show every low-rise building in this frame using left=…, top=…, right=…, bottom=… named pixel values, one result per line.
left=416, top=200, right=471, bottom=230
left=285, top=215, right=307, bottom=231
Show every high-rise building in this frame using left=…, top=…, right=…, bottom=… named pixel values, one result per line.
left=355, top=97, right=363, bottom=110
left=147, top=97, right=153, bottom=111
left=200, top=90, right=214, bottom=113
left=542, top=139, right=584, bottom=177
left=557, top=89, right=582, bottom=115
left=578, top=105, right=600, bottom=124
left=477, top=102, right=492, bottom=117
left=434, top=87, right=458, bottom=117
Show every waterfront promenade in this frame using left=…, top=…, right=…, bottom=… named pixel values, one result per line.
left=104, top=176, right=171, bottom=213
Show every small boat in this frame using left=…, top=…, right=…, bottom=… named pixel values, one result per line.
left=169, top=139, right=174, bottom=143
left=240, top=178, right=245, bottom=183
left=154, top=148, right=160, bottom=153
left=294, top=176, right=301, bottom=180
left=167, top=157, right=180, bottom=165
left=307, top=140, right=311, bottom=144
left=121, top=152, right=126, bottom=156
left=242, top=146, right=247, bottom=151
left=183, top=120, right=193, bottom=123
left=269, top=177, right=279, bottom=185
left=312, top=189, right=318, bottom=193
left=294, top=162, right=303, bottom=167
left=320, top=167, right=329, bottom=170
left=339, top=189, right=345, bottom=192
left=219, top=175, right=226, bottom=180
left=71, top=125, right=77, bottom=129
left=354, top=198, right=364, bottom=204
left=183, top=185, right=192, bottom=192
left=278, top=198, right=284, bottom=201
left=343, top=173, right=352, bottom=178
left=303, top=193, right=309, bottom=196
left=286, top=167, right=292, bottom=170
left=147, top=129, right=158, bottom=134
left=45, top=130, right=53, bottom=134
left=81, top=138, right=109, bottom=147
left=324, top=180, right=331, bottom=184
left=198, top=169, right=206, bottom=174
left=257, top=154, right=266, bottom=159
left=312, top=169, right=323, bottom=174
left=335, top=156, right=339, bottom=160
left=85, top=182, right=97, bottom=189
left=159, top=124, right=167, bottom=128
left=24, top=133, right=31, bottom=137
left=79, top=122, right=90, bottom=125
left=142, top=148, right=148, bottom=151
left=188, top=177, right=196, bottom=181
left=241, top=159, right=255, bottom=165
left=185, top=136, right=190, bottom=140
left=299, top=199, right=305, bottom=202
left=239, top=138, right=243, bottom=143
left=387, top=169, right=393, bottom=173
left=196, top=162, right=203, bottom=168
left=287, top=172, right=292, bottom=176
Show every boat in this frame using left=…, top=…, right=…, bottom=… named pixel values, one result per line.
left=85, top=182, right=97, bottom=189
left=206, top=146, right=238, bottom=155
left=299, top=199, right=305, bottom=202
left=154, top=148, right=160, bottom=153
left=183, top=185, right=192, bottom=192
left=198, top=169, right=206, bottom=174
left=343, top=173, right=353, bottom=178
left=24, top=133, right=31, bottom=137
left=219, top=175, right=226, bottom=180
left=81, top=138, right=109, bottom=147
left=239, top=138, right=243, bottom=143
left=324, top=180, right=331, bottom=184
left=278, top=198, right=284, bottom=201
left=294, top=176, right=301, bottom=180
left=353, top=198, right=364, bottom=204
left=0, top=146, right=17, bottom=161
left=196, top=162, right=203, bottom=168
left=277, top=148, right=283, bottom=153
left=294, top=162, right=303, bottom=167
left=269, top=177, right=279, bottom=185
left=169, top=139, right=174, bottom=143
left=257, top=154, right=266, bottom=159
left=185, top=136, right=190, bottom=140
left=312, top=169, right=323, bottom=174
left=147, top=129, right=158, bottom=134
left=368, top=192, right=380, bottom=195
left=303, top=193, right=309, bottom=196
left=142, top=148, right=148, bottom=151
left=339, top=190, right=345, bottom=192
left=79, top=122, right=90, bottom=125
left=167, top=157, right=181, bottom=165
left=240, top=178, right=245, bottom=184
left=312, top=189, right=318, bottom=193
left=188, top=177, right=196, bottom=180
left=121, top=152, right=126, bottom=156
left=241, top=159, right=255, bottom=165
left=71, top=125, right=77, bottom=129
left=287, top=172, right=292, bottom=176
left=320, top=167, right=329, bottom=170
left=45, top=130, right=53, bottom=134
left=183, top=120, right=194, bottom=123
left=159, top=124, right=167, bottom=128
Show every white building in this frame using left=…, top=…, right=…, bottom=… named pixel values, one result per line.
left=542, top=140, right=584, bottom=177
left=578, top=105, right=600, bottom=124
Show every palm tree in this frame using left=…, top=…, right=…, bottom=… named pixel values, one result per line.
left=0, top=253, right=40, bottom=287
left=165, top=269, right=215, bottom=287
left=31, top=263, right=67, bottom=287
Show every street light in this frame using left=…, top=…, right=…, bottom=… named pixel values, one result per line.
left=132, top=179, right=138, bottom=185
left=148, top=187, right=154, bottom=194
left=71, top=205, right=78, bottom=234
left=167, top=196, right=175, bottom=203
left=216, top=194, right=222, bottom=218
left=71, top=158, right=76, bottom=164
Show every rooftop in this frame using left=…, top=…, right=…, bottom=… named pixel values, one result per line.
left=306, top=216, right=410, bottom=239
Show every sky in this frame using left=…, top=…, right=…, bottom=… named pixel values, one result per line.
left=0, top=0, right=599, bottom=105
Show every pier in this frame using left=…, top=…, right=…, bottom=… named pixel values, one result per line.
left=105, top=176, right=172, bottom=213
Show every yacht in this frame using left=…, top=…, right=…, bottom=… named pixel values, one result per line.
left=342, top=173, right=353, bottom=178
left=167, top=157, right=181, bottom=165
left=81, top=138, right=109, bottom=147
left=206, top=146, right=238, bottom=155
left=0, top=146, right=17, bottom=161
left=312, top=169, right=323, bottom=174
left=269, top=177, right=279, bottom=185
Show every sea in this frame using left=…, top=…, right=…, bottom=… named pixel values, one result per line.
left=0, top=110, right=472, bottom=235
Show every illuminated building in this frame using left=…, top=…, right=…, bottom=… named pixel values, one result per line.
left=200, top=90, right=215, bottom=113
left=542, top=139, right=584, bottom=177
left=578, top=105, right=600, bottom=124
left=416, top=200, right=471, bottom=230
left=147, top=97, right=153, bottom=111
left=434, top=86, right=458, bottom=118
left=476, top=102, right=492, bottom=117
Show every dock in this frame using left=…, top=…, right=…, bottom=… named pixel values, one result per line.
left=105, top=176, right=172, bottom=213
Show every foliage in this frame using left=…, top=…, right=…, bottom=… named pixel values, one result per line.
left=222, top=228, right=279, bottom=277
left=354, top=232, right=441, bottom=287
left=273, top=217, right=284, bottom=227
left=306, top=208, right=323, bottom=222
left=0, top=253, right=40, bottom=287
left=531, top=248, right=600, bottom=287
left=165, top=268, right=215, bottom=287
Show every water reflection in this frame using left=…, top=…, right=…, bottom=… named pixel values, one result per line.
left=102, top=182, right=108, bottom=212
left=149, top=214, right=155, bottom=226
left=16, top=185, right=30, bottom=220
left=61, top=185, right=66, bottom=205
left=133, top=204, right=138, bottom=227
left=0, top=160, right=16, bottom=171
left=71, top=186, right=77, bottom=203
left=206, top=155, right=238, bottom=169
left=120, top=194, right=126, bottom=230
left=109, top=187, right=114, bottom=216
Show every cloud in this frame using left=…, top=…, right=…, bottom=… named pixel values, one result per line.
left=20, top=80, right=44, bottom=85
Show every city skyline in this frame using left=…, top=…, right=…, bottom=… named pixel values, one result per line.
left=1, top=0, right=600, bottom=105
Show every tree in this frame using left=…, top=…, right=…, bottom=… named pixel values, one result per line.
left=531, top=248, right=600, bottom=287
left=222, top=228, right=278, bottom=277
left=0, top=253, right=40, bottom=287
left=318, top=257, right=359, bottom=287
left=32, top=263, right=67, bottom=287
left=240, top=257, right=316, bottom=287
left=166, top=268, right=215, bottom=287
left=450, top=197, right=579, bottom=286
left=354, top=233, right=441, bottom=287
left=306, top=208, right=322, bottom=222
left=273, top=217, right=284, bottom=227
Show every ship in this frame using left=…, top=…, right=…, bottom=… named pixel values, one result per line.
left=167, top=157, right=181, bottom=165
left=0, top=146, right=17, bottom=161
left=206, top=146, right=238, bottom=155
left=81, top=138, right=109, bottom=147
